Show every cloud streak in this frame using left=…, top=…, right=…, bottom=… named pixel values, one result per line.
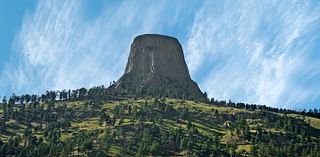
left=1, top=0, right=319, bottom=109
left=186, top=0, right=320, bottom=108
left=0, top=0, right=201, bottom=96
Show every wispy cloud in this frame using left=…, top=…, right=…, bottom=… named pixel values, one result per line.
left=1, top=0, right=319, bottom=109
left=186, top=0, right=320, bottom=108
left=0, top=0, right=199, bottom=95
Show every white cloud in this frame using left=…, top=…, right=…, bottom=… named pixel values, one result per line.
left=186, top=0, right=320, bottom=108
left=1, top=0, right=319, bottom=109
left=1, top=0, right=195, bottom=95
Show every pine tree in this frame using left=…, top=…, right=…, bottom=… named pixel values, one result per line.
left=251, top=144, right=258, bottom=156
left=150, top=141, right=159, bottom=155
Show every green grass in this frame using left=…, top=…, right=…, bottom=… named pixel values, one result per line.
left=288, top=113, right=320, bottom=129
left=167, top=98, right=251, bottom=117
left=109, top=145, right=120, bottom=156
left=0, top=134, right=9, bottom=142
left=192, top=120, right=225, bottom=136
left=306, top=117, right=320, bottom=129
left=1, top=98, right=320, bottom=156
left=60, top=132, right=73, bottom=142
left=162, top=119, right=183, bottom=129
left=71, top=118, right=104, bottom=131
left=236, top=144, right=251, bottom=153
left=221, top=130, right=232, bottom=144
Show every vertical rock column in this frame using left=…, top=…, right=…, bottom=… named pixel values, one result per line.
left=112, top=34, right=204, bottom=100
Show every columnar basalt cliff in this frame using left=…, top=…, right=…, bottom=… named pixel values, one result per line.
left=112, top=34, right=204, bottom=100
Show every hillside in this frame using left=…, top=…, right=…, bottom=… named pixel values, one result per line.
left=0, top=96, right=320, bottom=157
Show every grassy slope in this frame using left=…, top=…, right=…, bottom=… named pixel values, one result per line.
left=0, top=98, right=319, bottom=156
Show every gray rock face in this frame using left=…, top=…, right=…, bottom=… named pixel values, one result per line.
left=113, top=34, right=204, bottom=100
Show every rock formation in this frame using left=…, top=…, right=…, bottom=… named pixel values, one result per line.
left=111, top=34, right=204, bottom=100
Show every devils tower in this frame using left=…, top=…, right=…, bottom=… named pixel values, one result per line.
left=112, top=34, right=204, bottom=100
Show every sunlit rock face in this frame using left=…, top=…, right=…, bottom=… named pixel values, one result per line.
left=113, top=34, right=204, bottom=100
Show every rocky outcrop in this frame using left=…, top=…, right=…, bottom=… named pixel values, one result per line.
left=112, top=34, right=204, bottom=100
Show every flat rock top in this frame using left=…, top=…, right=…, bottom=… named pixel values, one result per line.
left=125, top=34, right=190, bottom=81
left=133, top=34, right=179, bottom=42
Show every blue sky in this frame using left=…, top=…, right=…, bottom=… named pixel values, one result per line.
left=0, top=0, right=320, bottom=109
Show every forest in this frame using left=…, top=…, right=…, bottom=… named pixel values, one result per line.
left=0, top=86, right=320, bottom=156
